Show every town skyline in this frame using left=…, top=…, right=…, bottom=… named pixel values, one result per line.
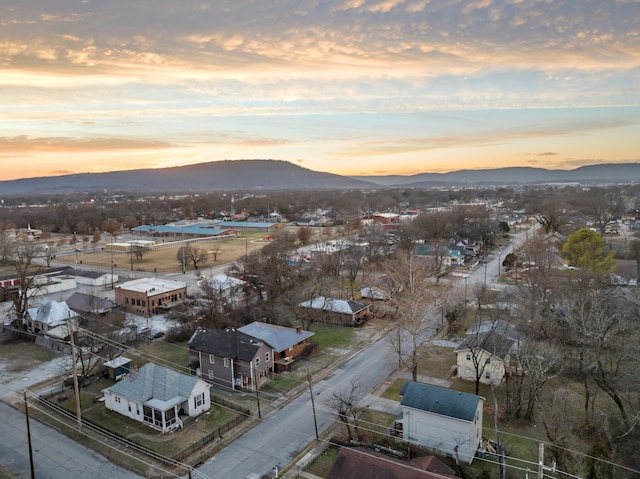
left=1, top=0, right=639, bottom=181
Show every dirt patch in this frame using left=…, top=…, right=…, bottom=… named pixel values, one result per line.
left=54, top=233, right=271, bottom=274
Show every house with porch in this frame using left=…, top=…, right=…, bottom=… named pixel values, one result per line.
left=238, top=321, right=315, bottom=372
left=395, top=381, right=483, bottom=465
left=454, top=331, right=516, bottom=386
left=102, top=363, right=210, bottom=433
left=187, top=327, right=274, bottom=391
left=21, top=300, right=79, bottom=335
left=297, top=296, right=370, bottom=326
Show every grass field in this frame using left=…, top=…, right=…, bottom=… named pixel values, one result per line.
left=52, top=231, right=272, bottom=274
left=0, top=338, right=58, bottom=372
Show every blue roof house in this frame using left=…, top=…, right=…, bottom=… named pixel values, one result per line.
left=102, top=363, right=210, bottom=433
left=396, top=382, right=484, bottom=465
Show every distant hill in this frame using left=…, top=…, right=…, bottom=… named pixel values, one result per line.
left=1, top=160, right=638, bottom=197
left=353, top=163, right=640, bottom=186
left=0, top=160, right=374, bottom=196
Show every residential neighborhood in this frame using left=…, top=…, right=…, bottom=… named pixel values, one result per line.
left=1, top=183, right=640, bottom=479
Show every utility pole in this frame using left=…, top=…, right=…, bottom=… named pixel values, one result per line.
left=68, top=319, right=82, bottom=431
left=537, top=442, right=544, bottom=479
left=182, top=229, right=186, bottom=274
left=23, top=391, right=36, bottom=479
left=306, top=369, right=319, bottom=440
left=255, top=388, right=262, bottom=419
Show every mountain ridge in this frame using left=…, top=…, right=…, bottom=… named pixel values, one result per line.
left=1, top=160, right=638, bottom=196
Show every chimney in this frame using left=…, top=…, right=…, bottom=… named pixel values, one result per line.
left=296, top=326, right=301, bottom=334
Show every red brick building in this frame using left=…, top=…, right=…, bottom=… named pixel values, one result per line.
left=114, top=278, right=187, bottom=317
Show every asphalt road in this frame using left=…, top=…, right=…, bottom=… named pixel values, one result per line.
left=0, top=400, right=144, bottom=479
left=196, top=337, right=398, bottom=479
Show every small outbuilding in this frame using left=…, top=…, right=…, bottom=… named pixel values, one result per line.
left=103, top=356, right=132, bottom=381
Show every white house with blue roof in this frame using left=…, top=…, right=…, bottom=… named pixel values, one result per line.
left=102, top=363, right=210, bottom=433
left=396, top=381, right=483, bottom=464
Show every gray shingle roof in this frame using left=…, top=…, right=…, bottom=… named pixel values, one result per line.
left=400, top=381, right=480, bottom=422
left=66, top=292, right=117, bottom=313
left=188, top=327, right=263, bottom=361
left=298, top=296, right=369, bottom=315
left=103, top=363, right=199, bottom=403
left=238, top=321, right=314, bottom=352
left=454, top=331, right=515, bottom=360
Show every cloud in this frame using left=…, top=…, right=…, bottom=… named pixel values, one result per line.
left=0, top=135, right=174, bottom=153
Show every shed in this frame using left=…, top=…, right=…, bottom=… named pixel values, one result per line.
left=104, top=356, right=132, bottom=381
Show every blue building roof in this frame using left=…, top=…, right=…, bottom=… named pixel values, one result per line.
left=214, top=221, right=275, bottom=228
left=133, top=223, right=233, bottom=236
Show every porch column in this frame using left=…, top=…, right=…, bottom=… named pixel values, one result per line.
left=231, top=359, right=235, bottom=390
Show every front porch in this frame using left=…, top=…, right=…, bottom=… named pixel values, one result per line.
left=143, top=397, right=186, bottom=433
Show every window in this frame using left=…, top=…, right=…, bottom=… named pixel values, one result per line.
left=208, top=369, right=214, bottom=379
left=194, top=392, right=204, bottom=408
left=465, top=354, right=471, bottom=361
left=485, top=358, right=491, bottom=364
left=142, top=300, right=146, bottom=307
left=209, top=354, right=215, bottom=364
left=265, top=352, right=270, bottom=363
left=224, top=358, right=229, bottom=368
left=125, top=298, right=129, bottom=304
left=255, top=357, right=260, bottom=368
left=485, top=371, right=491, bottom=379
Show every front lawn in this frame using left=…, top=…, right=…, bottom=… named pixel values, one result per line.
left=305, top=446, right=339, bottom=478
left=308, top=323, right=354, bottom=349
left=48, top=377, right=244, bottom=460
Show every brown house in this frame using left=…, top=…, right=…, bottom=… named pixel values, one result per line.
left=238, top=321, right=315, bottom=372
left=327, top=447, right=460, bottom=479
left=114, top=278, right=186, bottom=317
left=297, top=296, right=371, bottom=326
left=187, top=327, right=274, bottom=391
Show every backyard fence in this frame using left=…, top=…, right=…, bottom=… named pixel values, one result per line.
left=35, top=390, right=249, bottom=466
left=172, top=415, right=247, bottom=463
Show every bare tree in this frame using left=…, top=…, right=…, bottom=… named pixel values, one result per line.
left=177, top=243, right=209, bottom=271
left=2, top=240, right=44, bottom=321
left=384, top=252, right=435, bottom=382
left=325, top=380, right=365, bottom=442
left=580, top=188, right=624, bottom=236
left=506, top=339, right=563, bottom=422
left=532, top=189, right=565, bottom=234
left=297, top=227, right=312, bottom=246
left=558, top=284, right=638, bottom=432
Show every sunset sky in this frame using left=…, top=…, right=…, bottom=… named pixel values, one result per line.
left=1, top=0, right=639, bottom=181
